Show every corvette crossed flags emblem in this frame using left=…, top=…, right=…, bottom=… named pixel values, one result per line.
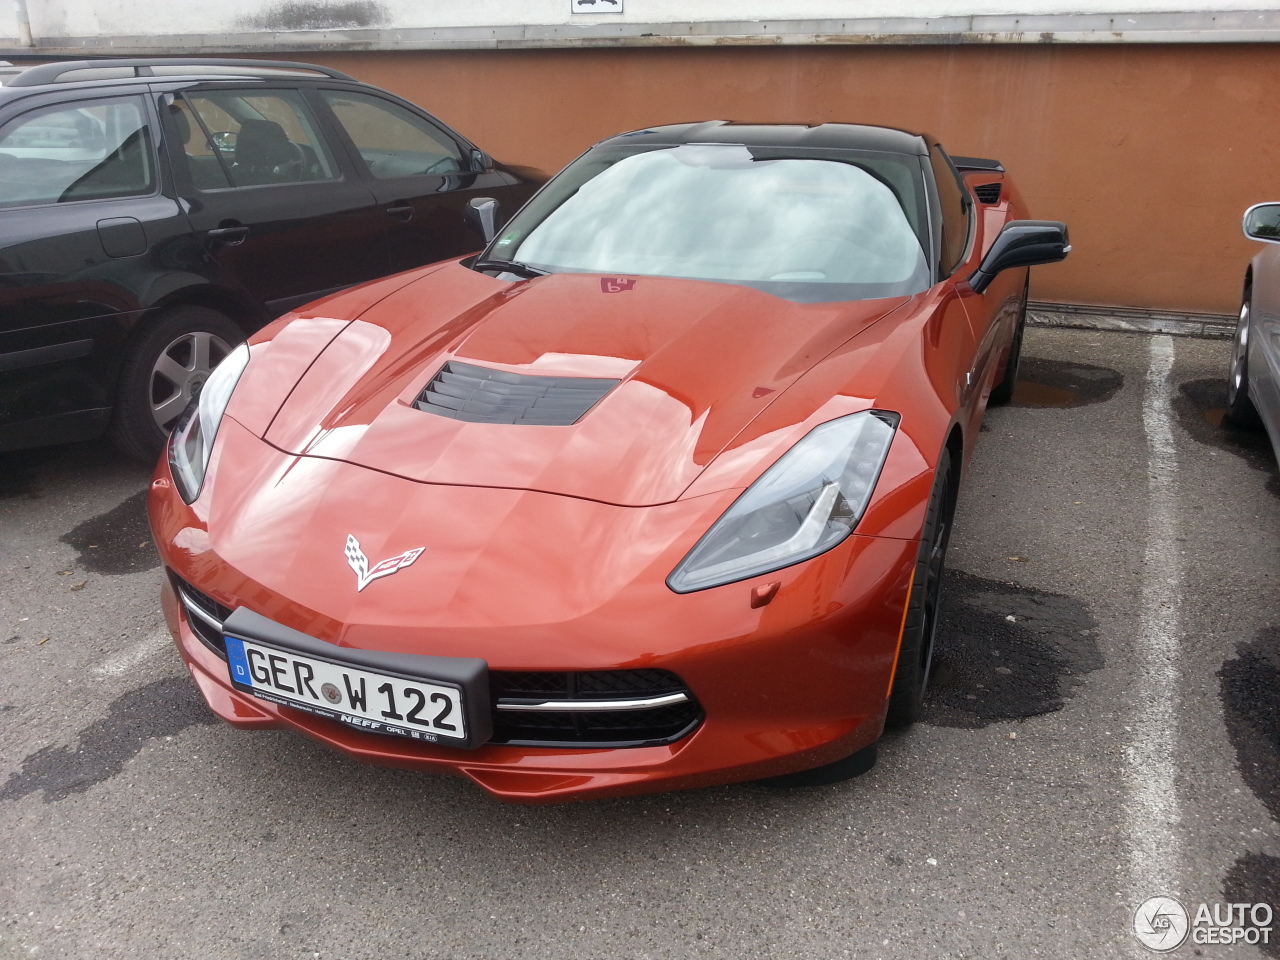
left=344, top=534, right=424, bottom=592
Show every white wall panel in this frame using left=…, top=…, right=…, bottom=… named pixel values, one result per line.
left=6, top=0, right=1280, bottom=50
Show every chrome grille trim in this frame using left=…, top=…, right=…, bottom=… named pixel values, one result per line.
left=179, top=588, right=224, bottom=631
left=495, top=691, right=690, bottom=713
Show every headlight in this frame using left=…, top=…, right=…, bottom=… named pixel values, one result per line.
left=168, top=343, right=250, bottom=504
left=667, top=410, right=899, bottom=593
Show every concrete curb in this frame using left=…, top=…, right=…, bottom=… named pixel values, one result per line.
left=1027, top=301, right=1236, bottom=340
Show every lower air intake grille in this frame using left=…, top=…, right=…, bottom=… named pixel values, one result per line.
left=489, top=669, right=702, bottom=747
left=414, top=361, right=619, bottom=426
left=170, top=571, right=231, bottom=658
left=973, top=182, right=1003, bottom=205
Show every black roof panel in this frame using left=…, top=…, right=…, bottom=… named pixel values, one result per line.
left=600, top=120, right=928, bottom=156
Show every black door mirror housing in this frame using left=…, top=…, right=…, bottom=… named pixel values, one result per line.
left=469, top=149, right=490, bottom=174
left=465, top=197, right=501, bottom=244
left=968, top=220, right=1070, bottom=294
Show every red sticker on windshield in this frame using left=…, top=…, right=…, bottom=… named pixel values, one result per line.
left=600, top=278, right=637, bottom=293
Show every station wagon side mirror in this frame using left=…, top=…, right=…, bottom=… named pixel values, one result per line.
left=968, top=220, right=1070, bottom=295
left=1243, top=203, right=1280, bottom=243
left=469, top=149, right=490, bottom=174
left=465, top=197, right=501, bottom=244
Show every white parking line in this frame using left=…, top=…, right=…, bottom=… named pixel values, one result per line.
left=1125, top=334, right=1183, bottom=908
left=92, top=627, right=173, bottom=677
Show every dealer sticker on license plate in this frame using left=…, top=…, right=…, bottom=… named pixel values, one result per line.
left=224, top=636, right=466, bottom=742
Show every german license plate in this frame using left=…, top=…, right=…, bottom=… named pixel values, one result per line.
left=225, top=636, right=466, bottom=743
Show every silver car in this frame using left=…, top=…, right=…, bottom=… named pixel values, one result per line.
left=1228, top=203, right=1280, bottom=458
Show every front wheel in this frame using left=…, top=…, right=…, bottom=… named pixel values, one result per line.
left=1226, top=292, right=1263, bottom=428
left=884, top=447, right=957, bottom=729
left=108, top=306, right=243, bottom=463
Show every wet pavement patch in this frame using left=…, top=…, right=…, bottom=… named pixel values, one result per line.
left=0, top=677, right=216, bottom=804
left=1225, top=853, right=1280, bottom=957
left=1012, top=357, right=1124, bottom=408
left=60, top=489, right=158, bottom=575
left=1218, top=627, right=1280, bottom=946
left=1174, top=379, right=1279, bottom=493
left=1219, top=628, right=1280, bottom=821
left=923, top=570, right=1103, bottom=728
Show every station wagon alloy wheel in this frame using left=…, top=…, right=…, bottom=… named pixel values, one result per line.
left=150, top=330, right=233, bottom=432
left=108, top=304, right=244, bottom=462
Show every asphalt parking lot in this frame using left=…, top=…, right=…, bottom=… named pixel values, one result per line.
left=1, top=325, right=1278, bottom=960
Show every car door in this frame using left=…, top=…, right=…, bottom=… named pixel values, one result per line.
left=162, top=83, right=390, bottom=316
left=314, top=88, right=526, bottom=272
left=919, top=147, right=983, bottom=435
left=1250, top=243, right=1280, bottom=441
left=926, top=145, right=1012, bottom=411
left=0, top=90, right=191, bottom=445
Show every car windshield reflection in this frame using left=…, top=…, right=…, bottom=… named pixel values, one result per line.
left=492, top=143, right=931, bottom=303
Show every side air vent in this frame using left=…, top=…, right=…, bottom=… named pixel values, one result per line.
left=489, top=669, right=703, bottom=748
left=973, top=182, right=1003, bottom=205
left=169, top=570, right=232, bottom=659
left=414, top=361, right=619, bottom=426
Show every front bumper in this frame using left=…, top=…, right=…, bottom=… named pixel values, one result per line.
left=151, top=418, right=918, bottom=804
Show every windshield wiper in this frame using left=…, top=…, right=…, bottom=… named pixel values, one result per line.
left=471, top=258, right=549, bottom=279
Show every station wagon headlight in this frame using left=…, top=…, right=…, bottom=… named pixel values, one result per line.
left=168, top=343, right=250, bottom=504
left=667, top=411, right=899, bottom=593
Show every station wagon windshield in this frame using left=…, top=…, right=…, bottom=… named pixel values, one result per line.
left=490, top=143, right=931, bottom=303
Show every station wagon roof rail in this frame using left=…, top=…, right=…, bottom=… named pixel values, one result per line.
left=5, top=58, right=357, bottom=87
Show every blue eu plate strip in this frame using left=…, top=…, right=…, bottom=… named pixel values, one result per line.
left=224, top=635, right=253, bottom=687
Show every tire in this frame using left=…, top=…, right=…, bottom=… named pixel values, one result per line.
left=884, top=446, right=957, bottom=729
left=108, top=306, right=243, bottom=463
left=1226, top=289, right=1263, bottom=429
left=988, top=277, right=1028, bottom=406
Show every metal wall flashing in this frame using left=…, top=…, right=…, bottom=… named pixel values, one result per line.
left=6, top=11, right=1280, bottom=56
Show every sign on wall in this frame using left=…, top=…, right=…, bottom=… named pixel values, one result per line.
left=572, top=0, right=624, bottom=12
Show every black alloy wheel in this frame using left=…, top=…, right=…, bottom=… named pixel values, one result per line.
left=988, top=276, right=1029, bottom=405
left=884, top=447, right=957, bottom=729
left=109, top=305, right=243, bottom=463
left=1225, top=288, right=1263, bottom=428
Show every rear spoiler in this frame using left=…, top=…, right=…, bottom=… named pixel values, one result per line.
left=951, top=155, right=1005, bottom=173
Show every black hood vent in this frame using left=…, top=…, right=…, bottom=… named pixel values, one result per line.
left=414, top=361, right=620, bottom=426
left=973, top=182, right=1003, bottom=205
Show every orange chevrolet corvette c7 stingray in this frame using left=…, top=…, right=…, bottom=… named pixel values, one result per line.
left=148, top=121, right=1068, bottom=803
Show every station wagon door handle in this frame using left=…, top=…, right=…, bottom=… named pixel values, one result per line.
left=207, top=225, right=250, bottom=245
left=386, top=203, right=414, bottom=221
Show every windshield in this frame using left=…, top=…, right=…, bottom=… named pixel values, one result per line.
left=489, top=142, right=931, bottom=303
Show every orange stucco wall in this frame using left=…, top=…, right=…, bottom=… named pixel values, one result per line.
left=288, top=43, right=1277, bottom=315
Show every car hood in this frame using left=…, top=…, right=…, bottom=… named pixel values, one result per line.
left=261, top=263, right=908, bottom=507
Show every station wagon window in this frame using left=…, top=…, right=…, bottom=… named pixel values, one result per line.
left=0, top=96, right=155, bottom=209
left=321, top=90, right=464, bottom=179
left=929, top=145, right=972, bottom=276
left=172, top=90, right=338, bottom=189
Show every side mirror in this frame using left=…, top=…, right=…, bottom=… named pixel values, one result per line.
left=1243, top=203, right=1280, bottom=243
left=469, top=149, right=490, bottom=174
left=465, top=197, right=500, bottom=244
left=968, top=220, right=1070, bottom=295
